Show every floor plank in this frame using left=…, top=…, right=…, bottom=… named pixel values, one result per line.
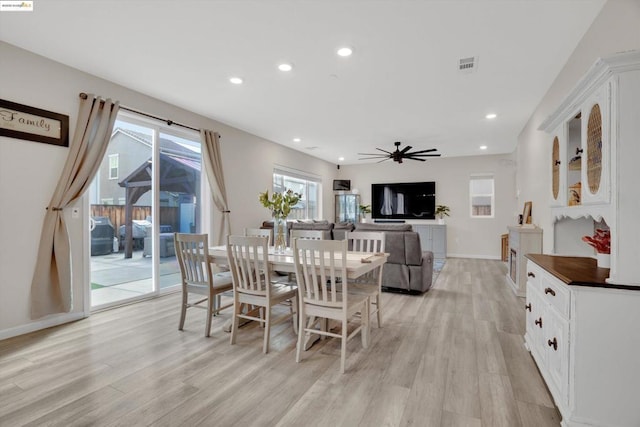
left=0, top=258, right=561, bottom=426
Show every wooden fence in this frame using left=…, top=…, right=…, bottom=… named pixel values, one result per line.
left=90, top=205, right=179, bottom=236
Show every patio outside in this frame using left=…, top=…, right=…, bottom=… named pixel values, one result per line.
left=90, top=249, right=180, bottom=307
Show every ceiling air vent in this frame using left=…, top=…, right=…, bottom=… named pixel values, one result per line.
left=458, top=56, right=478, bottom=73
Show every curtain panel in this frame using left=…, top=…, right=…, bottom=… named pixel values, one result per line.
left=201, top=130, right=230, bottom=245
left=30, top=94, right=120, bottom=318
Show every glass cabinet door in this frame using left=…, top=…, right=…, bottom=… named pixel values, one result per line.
left=335, top=194, right=360, bottom=223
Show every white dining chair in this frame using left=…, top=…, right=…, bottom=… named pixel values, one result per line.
left=226, top=235, right=298, bottom=354
left=244, top=227, right=273, bottom=246
left=292, top=238, right=370, bottom=373
left=345, top=231, right=385, bottom=328
left=174, top=233, right=233, bottom=337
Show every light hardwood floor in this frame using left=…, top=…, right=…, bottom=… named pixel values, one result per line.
left=0, top=258, right=561, bottom=426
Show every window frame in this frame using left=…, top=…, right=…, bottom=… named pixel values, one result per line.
left=469, top=174, right=495, bottom=218
left=272, top=166, right=322, bottom=220
left=108, top=153, right=119, bottom=180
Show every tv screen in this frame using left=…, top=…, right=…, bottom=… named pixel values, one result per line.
left=333, top=179, right=351, bottom=191
left=371, top=182, right=436, bottom=220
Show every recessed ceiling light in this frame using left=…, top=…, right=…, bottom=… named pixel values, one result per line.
left=485, top=113, right=497, bottom=119
left=480, top=145, right=488, bottom=150
left=278, top=63, right=293, bottom=72
left=338, top=157, right=345, bottom=162
left=293, top=138, right=301, bottom=143
left=229, top=77, right=243, bottom=85
left=337, top=47, right=353, bottom=57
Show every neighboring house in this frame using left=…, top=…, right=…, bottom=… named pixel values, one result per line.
left=93, top=127, right=200, bottom=209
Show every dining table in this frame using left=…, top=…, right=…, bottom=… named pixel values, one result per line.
left=208, top=245, right=389, bottom=348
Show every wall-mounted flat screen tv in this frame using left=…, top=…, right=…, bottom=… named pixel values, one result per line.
left=371, top=181, right=436, bottom=220
left=333, top=179, right=351, bottom=191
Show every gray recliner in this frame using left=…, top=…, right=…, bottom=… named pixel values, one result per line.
left=354, top=223, right=433, bottom=293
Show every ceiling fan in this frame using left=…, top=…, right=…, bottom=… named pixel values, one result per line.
left=358, top=141, right=441, bottom=163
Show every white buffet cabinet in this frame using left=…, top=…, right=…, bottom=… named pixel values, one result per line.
left=525, top=255, right=640, bottom=427
left=413, top=224, right=446, bottom=261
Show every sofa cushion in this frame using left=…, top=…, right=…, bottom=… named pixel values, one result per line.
left=404, top=232, right=423, bottom=265
left=355, top=223, right=413, bottom=232
left=290, top=221, right=334, bottom=240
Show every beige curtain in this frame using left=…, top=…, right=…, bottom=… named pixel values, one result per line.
left=201, top=129, right=230, bottom=245
left=30, top=94, right=120, bottom=318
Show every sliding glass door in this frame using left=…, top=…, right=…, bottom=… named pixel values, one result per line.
left=88, top=113, right=201, bottom=309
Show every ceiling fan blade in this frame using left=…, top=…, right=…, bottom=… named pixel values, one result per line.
left=409, top=154, right=441, bottom=157
left=406, top=157, right=426, bottom=162
left=377, top=158, right=391, bottom=163
left=376, top=148, right=393, bottom=154
left=407, top=148, right=438, bottom=155
left=359, top=156, right=389, bottom=160
left=400, top=145, right=412, bottom=154
left=358, top=152, right=389, bottom=157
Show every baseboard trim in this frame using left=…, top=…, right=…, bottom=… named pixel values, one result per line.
left=446, top=254, right=501, bottom=260
left=0, top=311, right=87, bottom=341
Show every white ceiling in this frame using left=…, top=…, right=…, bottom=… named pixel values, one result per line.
left=0, top=0, right=605, bottom=164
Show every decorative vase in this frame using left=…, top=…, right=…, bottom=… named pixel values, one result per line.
left=274, top=217, right=287, bottom=254
left=596, top=253, right=610, bottom=269
left=437, top=217, right=445, bottom=225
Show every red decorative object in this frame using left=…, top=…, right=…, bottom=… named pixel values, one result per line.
left=582, top=228, right=610, bottom=254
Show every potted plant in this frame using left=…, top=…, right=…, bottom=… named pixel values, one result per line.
left=259, top=189, right=301, bottom=253
left=435, top=204, right=450, bottom=224
left=582, top=228, right=611, bottom=268
left=359, top=204, right=372, bottom=223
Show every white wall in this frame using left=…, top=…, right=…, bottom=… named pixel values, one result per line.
left=339, top=153, right=518, bottom=259
left=516, top=0, right=640, bottom=253
left=0, top=42, right=338, bottom=338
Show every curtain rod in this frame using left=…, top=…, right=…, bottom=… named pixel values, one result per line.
left=79, top=92, right=200, bottom=132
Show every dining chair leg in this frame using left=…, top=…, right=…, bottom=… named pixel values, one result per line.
left=290, top=298, right=298, bottom=335
left=178, top=291, right=187, bottom=331
left=340, top=319, right=348, bottom=374
left=205, top=292, right=214, bottom=337
left=376, top=295, right=382, bottom=328
left=230, top=302, right=241, bottom=345
left=263, top=305, right=271, bottom=354
left=362, top=300, right=370, bottom=349
left=296, top=311, right=306, bottom=363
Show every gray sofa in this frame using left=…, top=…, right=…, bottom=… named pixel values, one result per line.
left=260, top=220, right=433, bottom=293
left=354, top=223, right=433, bottom=293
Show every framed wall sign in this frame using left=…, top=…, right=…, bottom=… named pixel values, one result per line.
left=0, top=99, right=69, bottom=147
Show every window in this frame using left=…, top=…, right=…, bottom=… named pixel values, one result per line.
left=470, top=175, right=494, bottom=218
left=273, top=168, right=321, bottom=220
left=108, top=154, right=119, bottom=180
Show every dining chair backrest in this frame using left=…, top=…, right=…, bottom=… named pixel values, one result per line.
left=293, top=238, right=348, bottom=310
left=290, top=229, right=324, bottom=241
left=244, top=227, right=273, bottom=246
left=175, top=233, right=212, bottom=288
left=345, top=231, right=385, bottom=253
left=227, top=235, right=272, bottom=297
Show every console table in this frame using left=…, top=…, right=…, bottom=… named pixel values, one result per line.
left=413, top=224, right=446, bottom=261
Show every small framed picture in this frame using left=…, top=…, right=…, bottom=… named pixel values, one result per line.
left=0, top=99, right=69, bottom=147
left=522, top=201, right=532, bottom=225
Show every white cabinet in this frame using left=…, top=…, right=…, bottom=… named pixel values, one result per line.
left=525, top=255, right=640, bottom=427
left=413, top=224, right=446, bottom=261
left=540, top=50, right=640, bottom=285
left=505, top=225, right=542, bottom=297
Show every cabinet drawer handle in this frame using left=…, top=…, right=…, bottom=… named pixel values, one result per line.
left=544, top=287, right=556, bottom=296
left=548, top=337, right=558, bottom=351
left=525, top=303, right=532, bottom=312
left=527, top=272, right=535, bottom=278
left=554, top=160, right=561, bottom=166
left=535, top=318, right=542, bottom=328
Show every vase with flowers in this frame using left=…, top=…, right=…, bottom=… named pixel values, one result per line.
left=582, top=228, right=611, bottom=268
left=259, top=189, right=302, bottom=253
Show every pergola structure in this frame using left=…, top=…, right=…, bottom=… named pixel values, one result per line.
left=119, top=153, right=200, bottom=258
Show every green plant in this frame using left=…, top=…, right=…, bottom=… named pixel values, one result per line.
left=259, top=189, right=302, bottom=219
left=359, top=204, right=372, bottom=215
left=435, top=204, right=450, bottom=219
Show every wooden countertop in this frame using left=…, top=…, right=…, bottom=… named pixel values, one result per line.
left=525, top=254, right=639, bottom=291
